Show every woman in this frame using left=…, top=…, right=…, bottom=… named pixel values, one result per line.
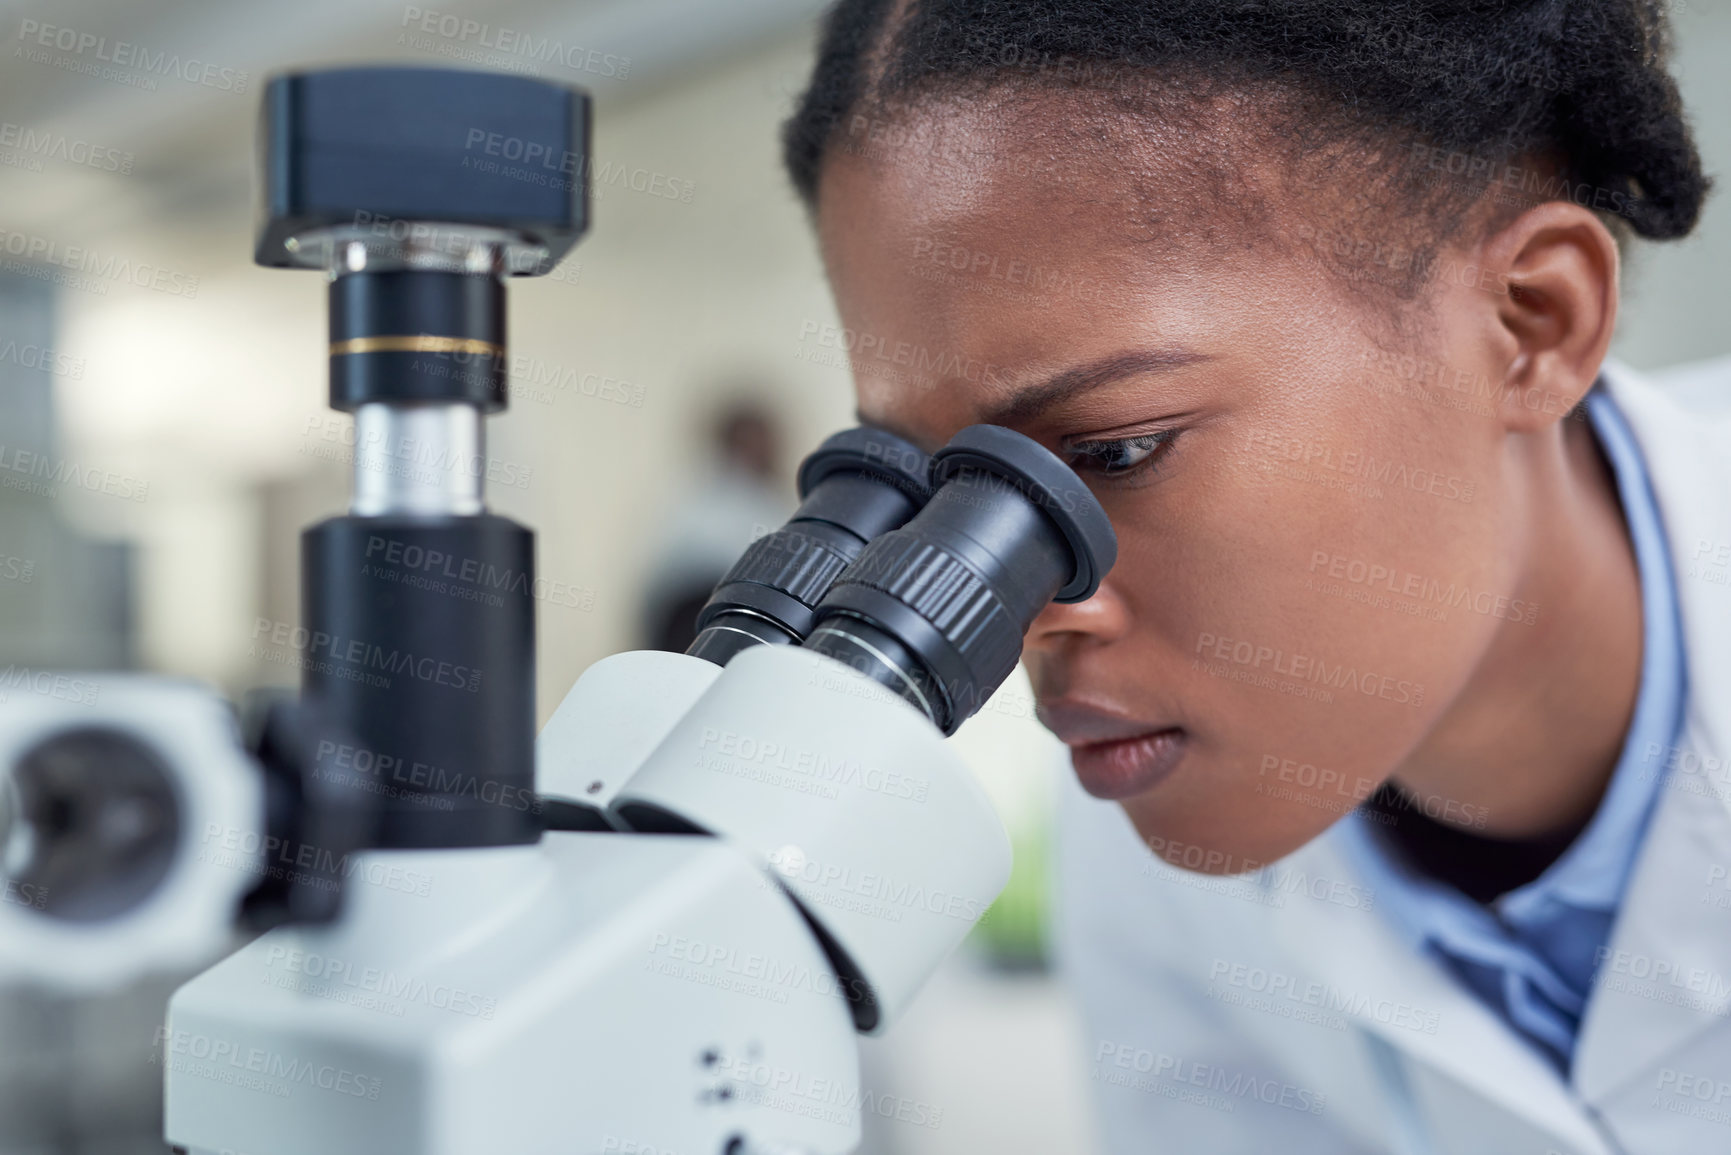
left=783, top=2, right=1724, bottom=1152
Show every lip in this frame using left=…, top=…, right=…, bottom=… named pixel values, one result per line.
left=1038, top=701, right=1189, bottom=801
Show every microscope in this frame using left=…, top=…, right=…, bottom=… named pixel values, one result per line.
left=0, top=67, right=1117, bottom=1155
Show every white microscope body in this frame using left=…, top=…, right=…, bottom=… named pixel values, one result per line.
left=163, top=644, right=1012, bottom=1155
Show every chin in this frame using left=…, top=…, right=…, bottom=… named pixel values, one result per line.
left=1115, top=789, right=1335, bottom=877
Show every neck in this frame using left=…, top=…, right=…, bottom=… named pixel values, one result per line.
left=1392, top=410, right=1644, bottom=839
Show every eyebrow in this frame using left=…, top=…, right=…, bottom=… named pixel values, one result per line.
left=978, top=348, right=1210, bottom=426
left=854, top=347, right=1209, bottom=446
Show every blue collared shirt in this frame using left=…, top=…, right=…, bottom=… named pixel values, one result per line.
left=1337, top=386, right=1687, bottom=1071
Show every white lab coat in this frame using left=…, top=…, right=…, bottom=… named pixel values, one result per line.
left=1053, top=358, right=1731, bottom=1155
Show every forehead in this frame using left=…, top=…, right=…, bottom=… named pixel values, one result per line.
left=811, top=96, right=1279, bottom=444
left=818, top=84, right=1289, bottom=241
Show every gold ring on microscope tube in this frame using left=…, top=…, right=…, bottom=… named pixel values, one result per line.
left=328, top=336, right=504, bottom=356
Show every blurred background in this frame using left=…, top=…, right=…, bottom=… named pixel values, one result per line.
left=0, top=0, right=1726, bottom=1152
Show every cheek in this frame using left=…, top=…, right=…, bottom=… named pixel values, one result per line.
left=1100, top=400, right=1512, bottom=866
left=1113, top=415, right=1504, bottom=692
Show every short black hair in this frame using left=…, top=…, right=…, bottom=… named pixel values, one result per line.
left=782, top=0, right=1709, bottom=243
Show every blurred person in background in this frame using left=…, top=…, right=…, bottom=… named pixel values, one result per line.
left=781, top=0, right=1729, bottom=1151
left=639, top=395, right=794, bottom=652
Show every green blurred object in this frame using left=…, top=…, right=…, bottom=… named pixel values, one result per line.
left=972, top=819, right=1051, bottom=970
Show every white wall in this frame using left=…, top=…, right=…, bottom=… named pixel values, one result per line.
left=1612, top=0, right=1731, bottom=371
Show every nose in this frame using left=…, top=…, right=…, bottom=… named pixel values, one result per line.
left=1025, top=575, right=1132, bottom=656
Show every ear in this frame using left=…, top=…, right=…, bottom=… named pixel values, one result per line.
left=1478, top=202, right=1620, bottom=433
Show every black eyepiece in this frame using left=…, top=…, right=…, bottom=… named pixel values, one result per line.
left=685, top=427, right=934, bottom=665
left=804, top=425, right=1117, bottom=734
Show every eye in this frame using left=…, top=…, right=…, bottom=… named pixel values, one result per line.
left=1065, top=429, right=1178, bottom=480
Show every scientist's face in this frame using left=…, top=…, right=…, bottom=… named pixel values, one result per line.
left=816, top=94, right=1537, bottom=871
